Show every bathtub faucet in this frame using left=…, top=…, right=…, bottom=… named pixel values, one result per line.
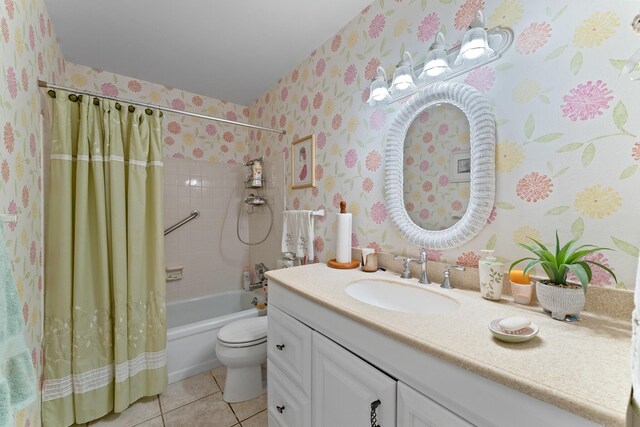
left=249, top=263, right=269, bottom=290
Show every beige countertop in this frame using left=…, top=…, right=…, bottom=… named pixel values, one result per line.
left=266, top=263, right=632, bottom=427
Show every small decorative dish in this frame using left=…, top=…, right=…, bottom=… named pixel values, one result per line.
left=489, top=318, right=539, bottom=343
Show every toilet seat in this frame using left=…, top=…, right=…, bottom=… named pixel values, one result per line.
left=217, top=317, right=267, bottom=348
left=218, top=336, right=267, bottom=348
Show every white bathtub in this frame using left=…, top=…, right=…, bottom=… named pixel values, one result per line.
left=166, top=290, right=260, bottom=384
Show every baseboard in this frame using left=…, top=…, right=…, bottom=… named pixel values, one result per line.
left=168, top=358, right=222, bottom=384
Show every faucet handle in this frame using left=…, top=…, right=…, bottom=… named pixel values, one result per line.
left=441, top=265, right=465, bottom=289
left=394, top=255, right=413, bottom=279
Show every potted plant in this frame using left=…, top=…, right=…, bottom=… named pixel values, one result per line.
left=509, top=232, right=616, bottom=320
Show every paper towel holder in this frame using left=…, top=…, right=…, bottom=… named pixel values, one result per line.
left=327, top=259, right=360, bottom=269
left=327, top=201, right=360, bottom=269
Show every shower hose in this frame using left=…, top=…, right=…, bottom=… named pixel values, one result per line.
left=236, top=188, right=274, bottom=245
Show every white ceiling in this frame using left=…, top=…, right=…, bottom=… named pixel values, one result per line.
left=44, top=0, right=373, bottom=106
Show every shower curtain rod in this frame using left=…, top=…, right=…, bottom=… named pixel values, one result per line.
left=38, top=80, right=287, bottom=135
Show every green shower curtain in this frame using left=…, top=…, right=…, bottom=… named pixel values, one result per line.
left=42, top=91, right=167, bottom=427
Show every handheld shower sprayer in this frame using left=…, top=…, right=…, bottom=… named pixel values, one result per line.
left=237, top=156, right=273, bottom=245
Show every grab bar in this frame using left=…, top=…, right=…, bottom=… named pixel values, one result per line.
left=164, top=210, right=200, bottom=236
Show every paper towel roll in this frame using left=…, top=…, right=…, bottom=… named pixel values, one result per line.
left=336, top=213, right=352, bottom=263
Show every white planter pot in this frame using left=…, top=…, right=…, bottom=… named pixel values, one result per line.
left=535, top=281, right=585, bottom=320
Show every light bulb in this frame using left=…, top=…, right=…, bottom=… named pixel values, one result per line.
left=367, top=67, right=390, bottom=106
left=420, top=32, right=450, bottom=79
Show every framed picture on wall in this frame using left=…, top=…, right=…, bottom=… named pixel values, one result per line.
left=291, top=134, right=316, bottom=189
left=450, top=150, right=471, bottom=183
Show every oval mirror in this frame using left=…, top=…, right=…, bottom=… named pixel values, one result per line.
left=385, top=82, right=495, bottom=249
left=403, top=103, right=470, bottom=231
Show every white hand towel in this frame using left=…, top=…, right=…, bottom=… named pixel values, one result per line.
left=282, top=210, right=314, bottom=261
left=632, top=255, right=640, bottom=409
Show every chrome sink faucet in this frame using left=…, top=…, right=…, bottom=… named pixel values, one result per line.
left=395, top=249, right=430, bottom=285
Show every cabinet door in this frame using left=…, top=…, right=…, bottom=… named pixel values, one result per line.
left=397, top=382, right=473, bottom=427
left=312, top=331, right=396, bottom=427
left=267, top=305, right=313, bottom=395
left=268, top=360, right=312, bottom=427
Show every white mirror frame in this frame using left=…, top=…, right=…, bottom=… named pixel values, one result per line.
left=385, top=81, right=495, bottom=249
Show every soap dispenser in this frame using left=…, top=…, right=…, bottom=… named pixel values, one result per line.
left=479, top=249, right=504, bottom=301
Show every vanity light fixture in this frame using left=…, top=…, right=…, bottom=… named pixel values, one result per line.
left=455, top=10, right=495, bottom=65
left=419, top=32, right=450, bottom=79
left=367, top=9, right=513, bottom=106
left=367, top=66, right=391, bottom=106
left=390, top=51, right=417, bottom=96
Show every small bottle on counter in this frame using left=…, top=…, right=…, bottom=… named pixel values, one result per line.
left=479, top=249, right=504, bottom=301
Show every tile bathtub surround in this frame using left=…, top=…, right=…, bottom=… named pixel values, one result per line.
left=249, top=0, right=640, bottom=291
left=79, top=368, right=267, bottom=427
left=164, top=157, right=250, bottom=302
left=0, top=0, right=66, bottom=426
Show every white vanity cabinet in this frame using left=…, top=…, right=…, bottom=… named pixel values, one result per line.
left=312, top=331, right=396, bottom=426
left=268, top=305, right=464, bottom=427
left=267, top=305, right=312, bottom=427
left=397, top=382, right=473, bottom=427
left=268, top=282, right=603, bottom=427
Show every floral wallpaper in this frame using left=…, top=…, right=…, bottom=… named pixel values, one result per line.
left=403, top=105, right=470, bottom=230
left=64, top=62, right=250, bottom=164
left=0, top=0, right=65, bottom=426
left=249, top=0, right=640, bottom=290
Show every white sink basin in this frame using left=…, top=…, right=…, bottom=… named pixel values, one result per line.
left=345, top=279, right=459, bottom=315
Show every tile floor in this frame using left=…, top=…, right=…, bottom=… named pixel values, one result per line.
left=74, top=366, right=267, bottom=427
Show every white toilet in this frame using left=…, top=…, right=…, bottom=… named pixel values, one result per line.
left=215, top=316, right=268, bottom=403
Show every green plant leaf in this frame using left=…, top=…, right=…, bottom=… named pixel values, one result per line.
left=613, top=101, right=628, bottom=129
left=570, top=51, right=583, bottom=75
left=524, top=114, right=535, bottom=139
left=545, top=45, right=567, bottom=61
left=566, top=263, right=589, bottom=286
left=557, top=143, right=584, bottom=153
left=611, top=236, right=639, bottom=257
left=583, top=260, right=617, bottom=283
left=486, top=234, right=496, bottom=250
left=522, top=237, right=551, bottom=254
left=539, top=94, right=551, bottom=104
left=495, top=202, right=515, bottom=210
left=509, top=257, right=537, bottom=272
left=557, top=236, right=580, bottom=265
left=574, top=261, right=593, bottom=283
left=571, top=218, right=584, bottom=240
left=581, top=143, right=595, bottom=166
left=535, top=133, right=563, bottom=143
left=522, top=259, right=544, bottom=277
left=620, top=165, right=638, bottom=180
left=545, top=206, right=570, bottom=215
left=566, top=247, right=609, bottom=264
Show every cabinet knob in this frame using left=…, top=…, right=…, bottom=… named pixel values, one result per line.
left=276, top=344, right=285, bottom=351
left=276, top=405, right=285, bottom=413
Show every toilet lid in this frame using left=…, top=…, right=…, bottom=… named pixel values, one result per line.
left=217, top=316, right=267, bottom=345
